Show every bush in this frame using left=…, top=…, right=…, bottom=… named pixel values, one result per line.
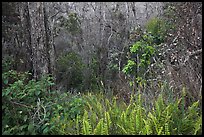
left=2, top=69, right=55, bottom=135
left=144, top=17, right=169, bottom=44
left=56, top=51, right=84, bottom=91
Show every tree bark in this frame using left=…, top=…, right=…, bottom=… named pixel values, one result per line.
left=28, top=2, right=55, bottom=80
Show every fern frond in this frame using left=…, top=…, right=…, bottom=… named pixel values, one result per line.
left=130, top=109, right=137, bottom=134
left=136, top=105, right=144, bottom=133
left=82, top=119, right=92, bottom=135
left=143, top=118, right=152, bottom=135
left=93, top=118, right=104, bottom=135
left=105, top=98, right=111, bottom=111
left=82, top=110, right=92, bottom=135
left=194, top=116, right=202, bottom=135
left=158, top=126, right=163, bottom=135
left=117, top=124, right=128, bottom=134
left=103, top=120, right=109, bottom=135
left=148, top=112, right=159, bottom=134
left=104, top=111, right=111, bottom=133
left=120, top=111, right=127, bottom=130
left=90, top=111, right=97, bottom=129
left=164, top=123, right=170, bottom=135
left=75, top=115, right=80, bottom=135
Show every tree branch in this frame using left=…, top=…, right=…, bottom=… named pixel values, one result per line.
left=189, top=49, right=202, bottom=58
left=10, top=100, right=33, bottom=109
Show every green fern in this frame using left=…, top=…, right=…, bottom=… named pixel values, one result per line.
left=82, top=110, right=92, bottom=135
left=130, top=109, right=137, bottom=134
left=82, top=120, right=92, bottom=135
left=164, top=123, right=170, bottom=135
left=75, top=115, right=80, bottom=135
left=93, top=118, right=105, bottom=135
left=193, top=116, right=202, bottom=135
left=90, top=111, right=97, bottom=130
left=142, top=118, right=152, bottom=135
left=136, top=107, right=143, bottom=133
left=105, top=98, right=111, bottom=111
left=157, top=126, right=163, bottom=135
left=148, top=112, right=160, bottom=134
left=121, top=111, right=127, bottom=130
left=48, top=88, right=201, bottom=135
left=104, top=111, right=111, bottom=133
left=117, top=123, right=128, bottom=134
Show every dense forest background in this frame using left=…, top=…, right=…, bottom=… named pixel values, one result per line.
left=2, top=2, right=202, bottom=135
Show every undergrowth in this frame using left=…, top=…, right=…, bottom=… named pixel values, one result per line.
left=2, top=69, right=202, bottom=135
left=49, top=89, right=202, bottom=135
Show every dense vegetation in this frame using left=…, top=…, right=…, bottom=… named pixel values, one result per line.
left=2, top=70, right=202, bottom=135
left=2, top=2, right=202, bottom=135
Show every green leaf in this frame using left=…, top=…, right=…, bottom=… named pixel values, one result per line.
left=129, top=81, right=133, bottom=87
left=19, top=125, right=28, bottom=131
left=4, top=79, right=8, bottom=85
left=35, top=90, right=41, bottom=96
left=5, top=89, right=11, bottom=96
left=130, top=42, right=142, bottom=53
left=23, top=115, right=28, bottom=122
left=28, top=123, right=34, bottom=133
left=43, top=127, right=49, bottom=134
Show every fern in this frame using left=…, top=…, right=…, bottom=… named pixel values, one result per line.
left=82, top=110, right=92, bottom=135
left=164, top=123, right=170, bottom=135
left=90, top=111, right=97, bottom=130
left=136, top=107, right=143, bottom=133
left=117, top=123, right=128, bottom=134
left=75, top=115, right=80, bottom=135
left=103, top=120, right=108, bottom=135
left=97, top=102, right=103, bottom=118
left=82, top=120, right=92, bottom=135
left=154, top=94, right=164, bottom=120
left=121, top=111, right=127, bottom=130
left=157, top=126, right=163, bottom=135
left=193, top=116, right=202, bottom=135
left=104, top=111, right=111, bottom=134
left=93, top=118, right=104, bottom=135
left=148, top=112, right=160, bottom=134
left=105, top=98, right=111, bottom=111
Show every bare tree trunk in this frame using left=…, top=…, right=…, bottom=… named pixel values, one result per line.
left=19, top=2, right=33, bottom=74
left=28, top=2, right=55, bottom=80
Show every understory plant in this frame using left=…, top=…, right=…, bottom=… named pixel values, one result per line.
left=2, top=69, right=55, bottom=135
left=49, top=88, right=202, bottom=135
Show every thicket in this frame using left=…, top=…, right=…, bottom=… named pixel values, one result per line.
left=2, top=67, right=202, bottom=135
left=56, top=51, right=84, bottom=91
left=2, top=7, right=202, bottom=135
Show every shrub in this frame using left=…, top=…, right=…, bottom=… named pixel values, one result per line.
left=2, top=69, right=55, bottom=135
left=56, top=51, right=84, bottom=91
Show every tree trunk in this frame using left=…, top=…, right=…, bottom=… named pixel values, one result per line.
left=19, top=2, right=33, bottom=73
left=28, top=2, right=55, bottom=80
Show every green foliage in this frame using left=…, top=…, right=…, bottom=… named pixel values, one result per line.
left=60, top=12, right=81, bottom=35
left=2, top=41, right=201, bottom=136
left=2, top=55, right=14, bottom=73
left=47, top=87, right=201, bottom=135
left=144, top=17, right=168, bottom=44
left=56, top=51, right=84, bottom=91
left=122, top=39, right=156, bottom=84
left=123, top=17, right=171, bottom=89
left=3, top=78, right=201, bottom=135
left=88, top=55, right=101, bottom=90
left=68, top=96, right=86, bottom=120
left=122, top=60, right=136, bottom=75
left=2, top=69, right=55, bottom=135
